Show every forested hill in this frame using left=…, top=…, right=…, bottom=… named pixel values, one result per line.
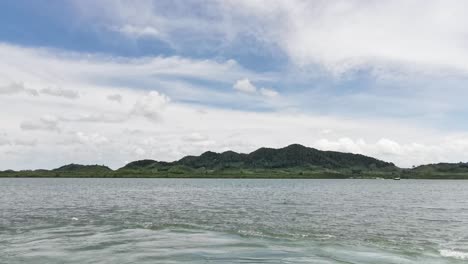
left=4, top=144, right=468, bottom=179
left=122, top=144, right=395, bottom=171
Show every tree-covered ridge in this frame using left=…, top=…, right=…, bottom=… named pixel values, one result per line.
left=116, top=144, right=395, bottom=172
left=167, top=144, right=394, bottom=170
left=2, top=144, right=468, bottom=179
left=54, top=164, right=112, bottom=172
left=412, top=162, right=468, bottom=173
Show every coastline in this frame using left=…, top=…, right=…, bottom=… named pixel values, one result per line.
left=2, top=171, right=468, bottom=179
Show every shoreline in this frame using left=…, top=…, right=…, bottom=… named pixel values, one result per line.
left=1, top=175, right=467, bottom=179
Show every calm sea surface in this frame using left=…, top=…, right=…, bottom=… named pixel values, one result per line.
left=1, top=178, right=468, bottom=263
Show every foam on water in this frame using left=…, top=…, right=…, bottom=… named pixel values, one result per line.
left=1, top=178, right=468, bottom=263
left=440, top=249, right=468, bottom=260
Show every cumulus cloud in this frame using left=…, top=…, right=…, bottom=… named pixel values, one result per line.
left=41, top=87, right=79, bottom=99
left=233, top=78, right=279, bottom=98
left=134, top=147, right=146, bottom=156
left=20, top=115, right=60, bottom=131
left=0, top=82, right=38, bottom=96
left=313, top=137, right=464, bottom=167
left=316, top=137, right=366, bottom=154
left=5, top=89, right=468, bottom=169
left=229, top=0, right=468, bottom=76
left=78, top=0, right=468, bottom=76
left=1, top=16, right=468, bottom=170
left=259, top=87, right=279, bottom=98
left=131, top=91, right=170, bottom=121
left=376, top=138, right=403, bottom=155
left=233, top=78, right=257, bottom=93
left=315, top=137, right=407, bottom=157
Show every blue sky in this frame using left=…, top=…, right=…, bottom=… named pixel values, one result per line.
left=1, top=0, right=468, bottom=169
left=0, top=0, right=285, bottom=70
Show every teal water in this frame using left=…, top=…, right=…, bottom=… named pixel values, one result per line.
left=1, top=178, right=467, bottom=263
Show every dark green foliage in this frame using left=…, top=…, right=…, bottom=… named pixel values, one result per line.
left=404, top=162, right=468, bottom=179
left=54, top=164, right=112, bottom=172
left=412, top=162, right=468, bottom=173
left=176, top=150, right=247, bottom=169
left=243, top=144, right=394, bottom=169
left=120, top=160, right=170, bottom=170
left=1, top=144, right=467, bottom=179
left=172, top=144, right=394, bottom=170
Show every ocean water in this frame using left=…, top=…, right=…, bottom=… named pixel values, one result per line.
left=1, top=178, right=468, bottom=263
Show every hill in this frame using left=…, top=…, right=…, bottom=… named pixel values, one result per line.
left=2, top=144, right=468, bottom=179
left=173, top=144, right=395, bottom=169
left=54, top=164, right=112, bottom=173
left=115, top=144, right=397, bottom=178
left=404, top=162, right=468, bottom=179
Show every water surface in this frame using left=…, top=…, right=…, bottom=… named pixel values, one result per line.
left=1, top=178, right=468, bottom=263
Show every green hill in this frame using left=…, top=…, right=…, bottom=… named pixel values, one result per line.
left=404, top=162, right=468, bottom=179
left=115, top=144, right=397, bottom=178
left=54, top=164, right=112, bottom=173
left=172, top=144, right=394, bottom=170
left=2, top=144, right=468, bottom=179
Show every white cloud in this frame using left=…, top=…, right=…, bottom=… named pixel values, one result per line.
left=116, top=24, right=160, bottom=38
left=259, top=87, right=279, bottom=98
left=41, top=87, right=79, bottom=99
left=233, top=78, right=257, bottom=93
left=1, top=40, right=468, bottom=170
left=316, top=137, right=366, bottom=154
left=233, top=78, right=279, bottom=98
left=5, top=88, right=468, bottom=169
left=312, top=136, right=468, bottom=167
left=76, top=132, right=109, bottom=145
left=131, top=91, right=170, bottom=121
left=0, top=42, right=259, bottom=89
left=183, top=132, right=207, bottom=142
left=376, top=138, right=403, bottom=155
left=77, top=0, right=468, bottom=76
left=134, top=147, right=146, bottom=156
left=182, top=132, right=216, bottom=147
left=230, top=0, right=468, bottom=76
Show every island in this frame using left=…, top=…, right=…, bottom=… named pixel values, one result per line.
left=1, top=144, right=467, bottom=179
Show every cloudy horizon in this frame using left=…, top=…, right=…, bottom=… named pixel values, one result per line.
left=2, top=0, right=468, bottom=170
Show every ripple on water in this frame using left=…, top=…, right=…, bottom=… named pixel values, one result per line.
left=1, top=178, right=468, bottom=264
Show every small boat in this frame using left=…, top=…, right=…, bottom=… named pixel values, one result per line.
left=393, top=177, right=401, bottom=180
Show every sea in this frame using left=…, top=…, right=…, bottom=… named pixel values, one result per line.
left=1, top=178, right=467, bottom=263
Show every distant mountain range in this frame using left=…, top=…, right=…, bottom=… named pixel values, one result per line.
left=1, top=144, right=468, bottom=179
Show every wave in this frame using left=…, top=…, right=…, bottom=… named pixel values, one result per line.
left=440, top=249, right=468, bottom=260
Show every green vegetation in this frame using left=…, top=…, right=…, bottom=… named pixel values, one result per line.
left=402, top=162, right=468, bottom=179
left=1, top=144, right=468, bottom=179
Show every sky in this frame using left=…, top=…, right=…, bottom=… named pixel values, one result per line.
left=2, top=0, right=468, bottom=170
